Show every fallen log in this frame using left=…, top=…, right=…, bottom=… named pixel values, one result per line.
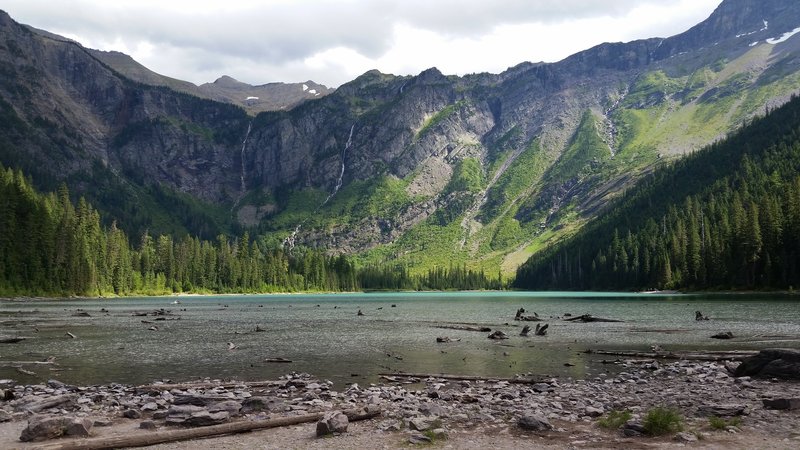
left=586, top=349, right=758, bottom=361
left=564, top=314, right=623, bottom=323
left=379, top=372, right=544, bottom=384
left=264, top=358, right=292, bottom=363
left=135, top=380, right=283, bottom=392
left=32, top=407, right=381, bottom=450
left=435, top=325, right=491, bottom=332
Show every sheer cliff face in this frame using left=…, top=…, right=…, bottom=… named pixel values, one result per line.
left=2, top=0, right=800, bottom=267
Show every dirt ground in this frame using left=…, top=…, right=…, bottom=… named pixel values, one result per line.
left=2, top=413, right=799, bottom=450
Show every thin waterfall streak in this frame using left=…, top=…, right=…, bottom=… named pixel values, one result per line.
left=322, top=123, right=355, bottom=207
left=240, top=122, right=252, bottom=193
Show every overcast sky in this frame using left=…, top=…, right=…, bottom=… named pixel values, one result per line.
left=3, top=0, right=722, bottom=87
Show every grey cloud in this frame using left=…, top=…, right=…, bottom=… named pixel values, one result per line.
left=4, top=0, right=712, bottom=64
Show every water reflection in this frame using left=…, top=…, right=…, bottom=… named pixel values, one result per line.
left=1, top=292, right=798, bottom=387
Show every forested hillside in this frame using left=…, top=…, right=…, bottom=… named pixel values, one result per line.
left=0, top=167, right=497, bottom=296
left=514, top=96, right=800, bottom=291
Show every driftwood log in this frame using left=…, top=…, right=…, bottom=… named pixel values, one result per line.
left=135, top=380, right=282, bottom=393
left=0, top=336, right=27, bottom=344
left=534, top=323, right=549, bottom=336
left=379, top=372, right=543, bottom=384
left=564, top=314, right=623, bottom=323
left=31, top=407, right=381, bottom=450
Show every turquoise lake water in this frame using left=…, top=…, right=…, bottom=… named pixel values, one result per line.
left=1, top=292, right=799, bottom=386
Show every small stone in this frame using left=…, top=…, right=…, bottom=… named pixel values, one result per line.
left=0, top=409, right=11, bottom=423
left=517, top=414, right=553, bottom=432
left=140, top=420, right=157, bottom=430
left=584, top=406, right=604, bottom=417
left=93, top=418, right=113, bottom=427
left=141, top=402, right=159, bottom=411
left=122, top=409, right=142, bottom=419
left=408, top=433, right=432, bottom=445
left=409, top=417, right=431, bottom=431
left=675, top=432, right=698, bottom=443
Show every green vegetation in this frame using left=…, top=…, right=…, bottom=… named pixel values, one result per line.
left=597, top=410, right=632, bottom=430
left=416, top=102, right=462, bottom=139
left=0, top=164, right=500, bottom=296
left=642, top=407, right=683, bottom=436
left=480, top=139, right=550, bottom=221
left=708, top=416, right=741, bottom=430
left=516, top=94, right=800, bottom=291
left=446, top=158, right=484, bottom=194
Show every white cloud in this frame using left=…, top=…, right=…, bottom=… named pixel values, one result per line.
left=2, top=0, right=721, bottom=87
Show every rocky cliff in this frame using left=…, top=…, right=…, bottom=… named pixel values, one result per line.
left=2, top=0, right=800, bottom=273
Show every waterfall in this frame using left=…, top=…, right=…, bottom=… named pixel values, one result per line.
left=284, top=123, right=356, bottom=250
left=240, top=121, right=252, bottom=193
left=322, top=123, right=355, bottom=207
left=603, top=89, right=627, bottom=157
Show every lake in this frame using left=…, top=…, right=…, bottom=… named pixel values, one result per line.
left=1, top=292, right=799, bottom=387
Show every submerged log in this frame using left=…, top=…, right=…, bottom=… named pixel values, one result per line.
left=435, top=325, right=492, bottom=332
left=514, top=307, right=541, bottom=322
left=0, top=336, right=27, bottom=344
left=711, top=331, right=734, bottom=340
left=264, top=358, right=292, bottom=363
left=564, top=314, right=623, bottom=323
left=535, top=323, right=549, bottom=336
left=520, top=325, right=531, bottom=337
left=32, top=407, right=381, bottom=450
left=488, top=330, right=508, bottom=340
left=695, top=311, right=710, bottom=321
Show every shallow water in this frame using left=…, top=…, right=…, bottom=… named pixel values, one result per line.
left=1, top=292, right=799, bottom=387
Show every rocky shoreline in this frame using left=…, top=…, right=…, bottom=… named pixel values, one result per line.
left=1, top=351, right=799, bottom=449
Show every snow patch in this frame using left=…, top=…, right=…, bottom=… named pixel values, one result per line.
left=308, top=89, right=317, bottom=94
left=302, top=84, right=308, bottom=91
left=245, top=96, right=259, bottom=100
left=750, top=41, right=759, bottom=47
left=737, top=21, right=770, bottom=39
left=766, top=26, right=800, bottom=45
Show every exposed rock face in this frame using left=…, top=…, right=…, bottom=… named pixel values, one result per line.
left=734, top=349, right=800, bottom=380
left=2, top=0, right=800, bottom=258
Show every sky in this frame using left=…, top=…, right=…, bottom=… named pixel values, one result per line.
left=2, top=0, right=722, bottom=88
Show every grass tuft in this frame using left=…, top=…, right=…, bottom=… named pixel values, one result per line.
left=597, top=410, right=632, bottom=429
left=643, top=407, right=683, bottom=436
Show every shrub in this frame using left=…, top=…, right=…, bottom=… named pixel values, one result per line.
left=597, top=410, right=632, bottom=429
left=643, top=407, right=683, bottom=436
left=708, top=416, right=742, bottom=430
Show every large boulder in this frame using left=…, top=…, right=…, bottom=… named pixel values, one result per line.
left=19, top=415, right=92, bottom=442
left=734, top=349, right=800, bottom=380
left=316, top=411, right=349, bottom=437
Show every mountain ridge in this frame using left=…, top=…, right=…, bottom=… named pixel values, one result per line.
left=2, top=0, right=800, bottom=277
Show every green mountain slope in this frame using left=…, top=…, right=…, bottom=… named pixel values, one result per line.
left=514, top=94, right=800, bottom=290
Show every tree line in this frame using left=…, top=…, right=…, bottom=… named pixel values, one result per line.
left=515, top=95, right=800, bottom=291
left=0, top=166, right=499, bottom=297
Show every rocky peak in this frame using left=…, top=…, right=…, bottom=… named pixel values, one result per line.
left=211, top=75, right=245, bottom=88
left=654, top=0, right=800, bottom=59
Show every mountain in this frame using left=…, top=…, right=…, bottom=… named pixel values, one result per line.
left=514, top=92, right=800, bottom=291
left=2, top=0, right=800, bottom=277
